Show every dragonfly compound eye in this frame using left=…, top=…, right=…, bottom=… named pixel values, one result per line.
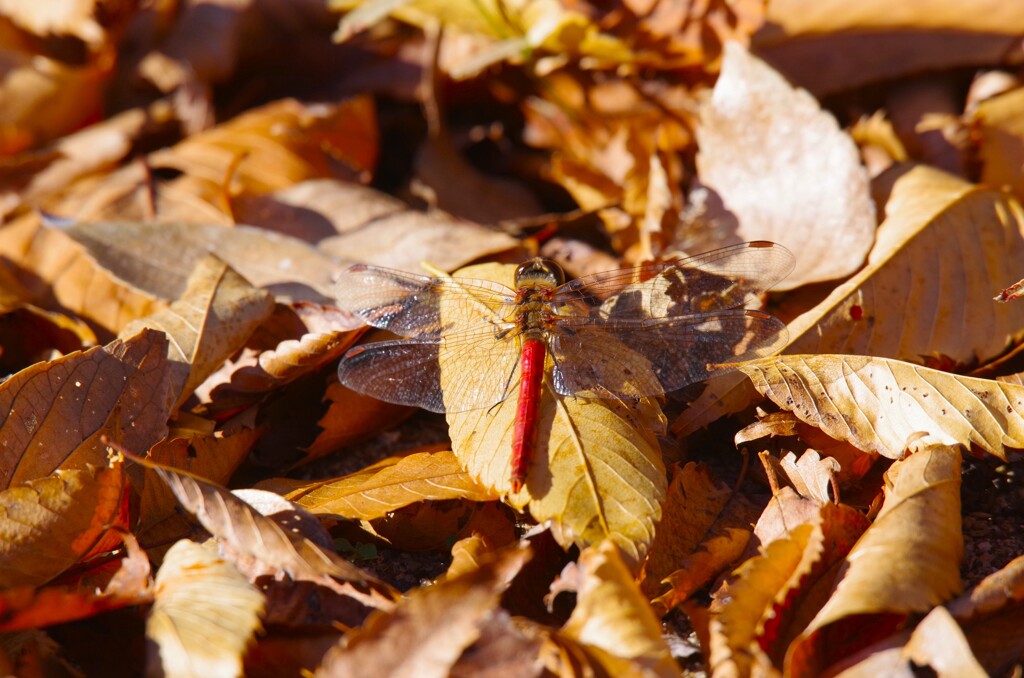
left=514, top=258, right=565, bottom=288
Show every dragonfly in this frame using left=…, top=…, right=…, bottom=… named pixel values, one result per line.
left=335, top=241, right=795, bottom=492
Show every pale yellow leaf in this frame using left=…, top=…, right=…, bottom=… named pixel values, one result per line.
left=273, top=450, right=497, bottom=521
left=147, top=539, right=264, bottom=678
left=739, top=354, right=1024, bottom=460
left=559, top=541, right=680, bottom=678
left=696, top=42, right=874, bottom=288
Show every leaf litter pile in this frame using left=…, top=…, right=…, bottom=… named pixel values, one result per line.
left=3, top=1, right=1024, bottom=676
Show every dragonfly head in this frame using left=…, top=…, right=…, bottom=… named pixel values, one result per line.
left=515, top=258, right=565, bottom=289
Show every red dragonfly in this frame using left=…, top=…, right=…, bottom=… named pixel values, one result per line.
left=336, top=241, right=794, bottom=492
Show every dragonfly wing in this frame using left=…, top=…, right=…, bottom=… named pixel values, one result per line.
left=553, top=241, right=795, bottom=319
left=334, top=264, right=517, bottom=338
left=337, top=330, right=522, bottom=413
left=549, top=310, right=788, bottom=397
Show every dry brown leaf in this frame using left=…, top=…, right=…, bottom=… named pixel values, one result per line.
left=303, top=380, right=414, bottom=464
left=0, top=457, right=127, bottom=589
left=43, top=97, right=376, bottom=227
left=316, top=206, right=522, bottom=274
left=0, top=329, right=174, bottom=490
left=315, top=543, right=531, bottom=678
left=946, top=555, right=1024, bottom=676
left=147, top=539, right=264, bottom=678
left=0, top=215, right=167, bottom=335
left=0, top=532, right=152, bottom=631
left=900, top=606, right=988, bottom=678
left=135, top=416, right=261, bottom=540
left=739, top=354, right=1024, bottom=460
left=641, top=462, right=757, bottom=605
left=753, top=1, right=1024, bottom=96
left=777, top=450, right=841, bottom=504
left=695, top=43, right=874, bottom=288
left=786, top=444, right=962, bottom=675
left=142, top=457, right=398, bottom=610
left=275, top=450, right=496, bottom=521
left=0, top=47, right=111, bottom=154
left=557, top=540, right=680, bottom=678
left=61, top=220, right=341, bottom=303
left=972, top=86, right=1024, bottom=201
left=0, top=107, right=151, bottom=220
left=120, top=255, right=275, bottom=408
left=709, top=522, right=814, bottom=678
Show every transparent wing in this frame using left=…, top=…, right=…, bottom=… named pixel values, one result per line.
left=334, top=264, right=517, bottom=339
left=551, top=241, right=795, bottom=319
left=337, top=329, right=522, bottom=413
left=549, top=310, right=788, bottom=397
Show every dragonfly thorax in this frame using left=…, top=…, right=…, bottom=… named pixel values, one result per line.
left=514, top=258, right=565, bottom=289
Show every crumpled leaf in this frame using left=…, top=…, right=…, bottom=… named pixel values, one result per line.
left=640, top=462, right=758, bottom=606
left=739, top=354, right=1024, bottom=460
left=135, top=415, right=261, bottom=541
left=786, top=444, right=963, bottom=676
left=147, top=539, right=264, bottom=678
left=0, top=457, right=127, bottom=589
left=140, top=457, right=398, bottom=611
left=443, top=261, right=667, bottom=567
left=315, top=543, right=531, bottom=678
left=120, top=255, right=275, bottom=409
left=695, top=42, right=874, bottom=288
left=303, top=380, right=414, bottom=464
left=556, top=540, right=680, bottom=677
left=709, top=498, right=870, bottom=677
left=270, top=450, right=497, bottom=521
left=0, top=329, right=174, bottom=490
left=972, top=86, right=1024, bottom=202
left=0, top=532, right=152, bottom=631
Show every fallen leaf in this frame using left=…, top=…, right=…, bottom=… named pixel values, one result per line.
left=120, top=255, right=275, bottom=408
left=60, top=220, right=341, bottom=303
left=0, top=329, right=174, bottom=490
left=557, top=540, right=680, bottom=677
left=0, top=215, right=167, bottom=335
left=275, top=450, right=496, bottom=521
left=0, top=457, right=128, bottom=588
left=972, top=86, right=1024, bottom=201
left=0, top=532, right=152, bottom=631
left=147, top=539, right=264, bottom=678
left=739, top=354, right=1024, bottom=460
left=315, top=543, right=531, bottom=678
left=946, top=555, right=1024, bottom=676
left=303, top=380, right=415, bottom=464
left=900, top=606, right=987, bottom=678
left=695, top=42, right=875, bottom=288
left=141, top=456, right=398, bottom=610
left=641, top=462, right=757, bottom=605
left=753, top=0, right=1024, bottom=96
left=786, top=444, right=963, bottom=676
